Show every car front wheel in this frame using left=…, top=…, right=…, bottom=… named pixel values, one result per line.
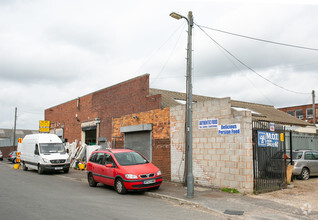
left=88, top=173, right=97, bottom=187
left=299, top=168, right=310, bottom=180
left=115, top=178, right=127, bottom=194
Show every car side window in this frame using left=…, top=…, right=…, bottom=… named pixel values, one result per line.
left=105, top=154, right=115, bottom=166
left=312, top=152, right=318, bottom=160
left=89, top=153, right=97, bottom=162
left=305, top=152, right=314, bottom=160
left=95, top=153, right=106, bottom=165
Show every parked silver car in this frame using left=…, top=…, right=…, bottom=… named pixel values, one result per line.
left=292, top=150, right=318, bottom=180
left=0, top=150, right=3, bottom=160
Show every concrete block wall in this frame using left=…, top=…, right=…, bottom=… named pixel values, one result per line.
left=112, top=108, right=171, bottom=180
left=170, top=98, right=254, bottom=193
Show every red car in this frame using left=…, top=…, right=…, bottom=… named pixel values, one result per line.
left=86, top=149, right=162, bottom=194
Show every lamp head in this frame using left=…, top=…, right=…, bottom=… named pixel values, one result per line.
left=170, top=12, right=183, bottom=20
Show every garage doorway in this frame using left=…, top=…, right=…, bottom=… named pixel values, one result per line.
left=124, top=131, right=152, bottom=161
left=81, top=119, right=100, bottom=145
left=84, top=128, right=97, bottom=145
left=120, top=124, right=153, bottom=162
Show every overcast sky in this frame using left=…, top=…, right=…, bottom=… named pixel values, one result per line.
left=1, top=0, right=318, bottom=130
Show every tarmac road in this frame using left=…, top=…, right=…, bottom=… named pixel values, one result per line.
left=0, top=161, right=222, bottom=220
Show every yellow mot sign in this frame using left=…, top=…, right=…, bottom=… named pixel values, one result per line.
left=39, top=120, right=50, bottom=133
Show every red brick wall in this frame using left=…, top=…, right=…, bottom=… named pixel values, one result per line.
left=152, top=139, right=171, bottom=179
left=279, top=104, right=318, bottom=124
left=1, top=146, right=17, bottom=158
left=112, top=108, right=171, bottom=180
left=45, top=74, right=162, bottom=143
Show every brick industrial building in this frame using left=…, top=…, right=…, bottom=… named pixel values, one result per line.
left=45, top=74, right=161, bottom=145
left=279, top=104, right=318, bottom=125
left=45, top=74, right=310, bottom=191
left=45, top=74, right=171, bottom=179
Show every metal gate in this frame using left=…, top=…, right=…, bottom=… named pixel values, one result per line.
left=252, top=121, right=286, bottom=193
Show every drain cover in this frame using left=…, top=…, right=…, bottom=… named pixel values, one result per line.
left=224, top=210, right=244, bottom=215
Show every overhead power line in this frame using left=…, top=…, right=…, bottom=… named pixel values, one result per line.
left=197, top=24, right=318, bottom=52
left=195, top=23, right=311, bottom=95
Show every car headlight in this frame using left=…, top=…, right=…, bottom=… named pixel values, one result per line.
left=42, top=158, right=50, bottom=163
left=157, top=170, right=162, bottom=176
left=125, top=174, right=138, bottom=179
left=66, top=157, right=71, bottom=163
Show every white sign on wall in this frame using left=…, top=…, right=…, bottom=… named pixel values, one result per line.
left=218, top=124, right=241, bottom=135
left=199, top=119, right=218, bottom=129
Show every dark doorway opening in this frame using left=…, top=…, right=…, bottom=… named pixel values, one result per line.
left=85, top=129, right=96, bottom=145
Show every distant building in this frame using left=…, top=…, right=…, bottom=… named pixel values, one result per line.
left=0, top=128, right=38, bottom=147
left=278, top=104, right=318, bottom=124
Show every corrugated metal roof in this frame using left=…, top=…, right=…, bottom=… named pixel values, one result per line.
left=0, top=129, right=39, bottom=139
left=149, top=88, right=310, bottom=127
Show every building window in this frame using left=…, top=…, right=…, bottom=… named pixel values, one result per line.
left=287, top=111, right=295, bottom=116
left=295, top=109, right=303, bottom=119
left=306, top=108, right=313, bottom=118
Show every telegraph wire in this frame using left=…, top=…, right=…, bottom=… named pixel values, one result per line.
left=195, top=23, right=311, bottom=95
left=132, top=21, right=186, bottom=79
left=151, top=21, right=186, bottom=86
left=197, top=24, right=318, bottom=52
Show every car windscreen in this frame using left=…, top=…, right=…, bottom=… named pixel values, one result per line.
left=114, top=152, right=149, bottom=166
left=39, top=143, right=66, bottom=154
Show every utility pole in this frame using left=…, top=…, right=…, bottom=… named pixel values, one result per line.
left=170, top=11, right=194, bottom=198
left=184, top=97, right=189, bottom=186
left=313, top=90, right=316, bottom=126
left=186, top=11, right=194, bottom=199
left=13, top=107, right=17, bottom=147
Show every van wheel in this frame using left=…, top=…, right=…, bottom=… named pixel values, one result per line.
left=22, top=162, right=28, bottom=171
left=38, top=165, right=44, bottom=175
left=88, top=173, right=97, bottom=187
left=63, top=168, right=69, bottom=173
left=13, top=159, right=16, bottom=164
left=115, top=178, right=127, bottom=194
left=300, top=168, right=310, bottom=180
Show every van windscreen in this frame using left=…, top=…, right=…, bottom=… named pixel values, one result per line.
left=39, top=143, right=65, bottom=154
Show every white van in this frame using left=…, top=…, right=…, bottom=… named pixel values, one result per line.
left=18, top=134, right=70, bottom=174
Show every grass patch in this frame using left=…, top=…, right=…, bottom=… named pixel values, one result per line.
left=222, top=187, right=239, bottom=193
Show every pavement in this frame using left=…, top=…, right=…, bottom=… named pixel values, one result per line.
left=67, top=168, right=318, bottom=220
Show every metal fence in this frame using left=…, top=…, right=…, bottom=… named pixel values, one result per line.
left=252, top=121, right=286, bottom=193
left=0, top=139, right=15, bottom=147
left=285, top=131, right=318, bottom=151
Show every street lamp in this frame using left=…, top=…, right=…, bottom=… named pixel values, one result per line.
left=170, top=11, right=194, bottom=199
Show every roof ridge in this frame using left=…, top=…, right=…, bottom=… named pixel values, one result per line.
left=231, top=99, right=274, bottom=108
left=149, top=88, right=218, bottom=99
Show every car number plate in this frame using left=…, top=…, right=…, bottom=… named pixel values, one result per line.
left=55, top=167, right=63, bottom=170
left=144, top=179, right=155, bottom=184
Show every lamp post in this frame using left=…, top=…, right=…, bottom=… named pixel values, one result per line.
left=170, top=11, right=194, bottom=198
